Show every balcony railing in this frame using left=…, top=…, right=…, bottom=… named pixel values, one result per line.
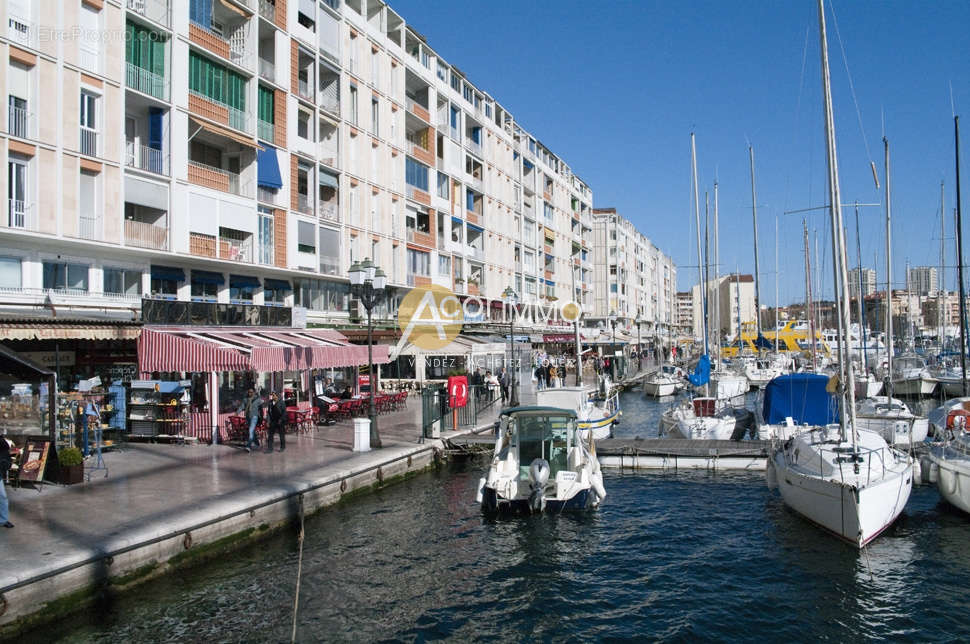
left=188, top=160, right=246, bottom=196
left=319, top=201, right=339, bottom=223
left=258, top=0, right=276, bottom=22
left=189, top=91, right=252, bottom=133
left=408, top=140, right=431, bottom=159
left=296, top=193, right=313, bottom=215
left=127, top=0, right=170, bottom=27
left=257, top=186, right=279, bottom=205
left=220, top=235, right=252, bottom=262
left=7, top=200, right=33, bottom=230
left=125, top=140, right=169, bottom=175
left=79, top=127, right=98, bottom=157
left=126, top=62, right=169, bottom=101
left=466, top=245, right=484, bottom=260
left=298, top=78, right=313, bottom=101
left=78, top=216, right=101, bottom=241
left=125, top=219, right=169, bottom=250
left=257, top=119, right=274, bottom=142
left=320, top=94, right=339, bottom=115
left=7, top=104, right=29, bottom=139
left=465, top=138, right=482, bottom=157
left=259, top=58, right=275, bottom=82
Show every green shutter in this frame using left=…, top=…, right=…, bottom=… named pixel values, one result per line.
left=258, top=86, right=274, bottom=124
left=226, top=70, right=245, bottom=111
left=125, top=22, right=136, bottom=66
left=149, top=33, right=165, bottom=79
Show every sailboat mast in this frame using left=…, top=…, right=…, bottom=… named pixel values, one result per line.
left=884, top=137, right=894, bottom=399
left=940, top=181, right=946, bottom=349
left=804, top=220, right=817, bottom=370
left=955, top=116, right=968, bottom=396
left=714, top=182, right=721, bottom=358
left=705, top=192, right=711, bottom=355
left=690, top=133, right=708, bottom=358
left=818, top=0, right=856, bottom=445
left=854, top=203, right=867, bottom=369
left=775, top=215, right=780, bottom=353
left=749, top=147, right=762, bottom=343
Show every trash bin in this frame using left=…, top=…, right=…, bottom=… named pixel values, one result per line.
left=353, top=417, right=371, bottom=452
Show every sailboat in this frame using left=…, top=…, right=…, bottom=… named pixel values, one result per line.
left=644, top=257, right=686, bottom=397
left=926, top=116, right=970, bottom=514
left=767, top=0, right=913, bottom=547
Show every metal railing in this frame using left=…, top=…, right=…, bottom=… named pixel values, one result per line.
left=125, top=219, right=169, bottom=250
left=257, top=119, right=274, bottom=142
left=220, top=234, right=252, bottom=262
left=188, top=91, right=252, bottom=133
left=126, top=62, right=169, bottom=100
left=421, top=384, right=498, bottom=439
left=258, top=0, right=276, bottom=22
left=125, top=140, right=169, bottom=175
left=320, top=95, right=339, bottom=115
left=228, top=25, right=250, bottom=67
left=7, top=200, right=32, bottom=230
left=188, top=160, right=245, bottom=196
left=127, top=0, right=170, bottom=27
left=296, top=193, right=313, bottom=214
left=78, top=216, right=101, bottom=241
left=7, top=104, right=29, bottom=138
left=257, top=186, right=279, bottom=205
left=258, top=58, right=275, bottom=82
left=298, top=78, right=313, bottom=101
left=0, top=286, right=142, bottom=303
left=80, top=127, right=98, bottom=156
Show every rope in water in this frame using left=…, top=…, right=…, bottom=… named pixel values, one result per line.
left=291, top=496, right=306, bottom=644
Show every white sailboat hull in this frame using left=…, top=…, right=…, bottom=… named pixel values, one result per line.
left=891, top=376, right=937, bottom=397
left=771, top=447, right=912, bottom=547
left=928, top=445, right=970, bottom=515
left=855, top=415, right=929, bottom=446
left=669, top=414, right=737, bottom=440
left=643, top=377, right=678, bottom=397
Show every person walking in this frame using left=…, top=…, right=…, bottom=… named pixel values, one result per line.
left=499, top=367, right=510, bottom=404
left=548, top=363, right=559, bottom=389
left=0, top=433, right=12, bottom=528
left=264, top=391, right=287, bottom=453
left=534, top=363, right=545, bottom=391
left=240, top=388, right=262, bottom=453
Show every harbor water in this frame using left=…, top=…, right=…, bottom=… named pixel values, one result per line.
left=33, top=391, right=970, bottom=642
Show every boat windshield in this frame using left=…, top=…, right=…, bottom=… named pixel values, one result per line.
left=514, top=414, right=573, bottom=478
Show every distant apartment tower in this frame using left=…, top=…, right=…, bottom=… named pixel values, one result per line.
left=907, top=266, right=938, bottom=295
left=675, top=291, right=693, bottom=332
left=848, top=267, right=877, bottom=297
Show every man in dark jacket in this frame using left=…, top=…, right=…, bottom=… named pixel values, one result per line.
left=0, top=434, right=12, bottom=528
left=265, top=391, right=287, bottom=452
left=239, top=388, right=262, bottom=453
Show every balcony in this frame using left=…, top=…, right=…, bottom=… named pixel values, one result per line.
left=78, top=216, right=102, bottom=241
left=79, top=127, right=98, bottom=157
left=257, top=119, right=274, bottom=142
left=319, top=201, right=340, bottom=223
left=296, top=193, right=313, bottom=215
left=257, top=186, right=279, bottom=205
left=128, top=0, right=170, bottom=27
left=466, top=245, right=484, bottom=261
left=190, top=232, right=216, bottom=257
left=7, top=104, right=30, bottom=139
left=6, top=200, right=34, bottom=231
left=465, top=138, right=482, bottom=158
left=259, top=58, right=275, bottom=82
left=125, top=219, right=169, bottom=250
left=298, top=79, right=314, bottom=102
left=407, top=141, right=434, bottom=167
left=258, top=0, right=275, bottom=22
left=188, top=161, right=246, bottom=196
left=219, top=229, right=253, bottom=263
left=406, top=185, right=431, bottom=206
left=405, top=97, right=430, bottom=123
left=320, top=93, right=339, bottom=116
left=7, top=13, right=36, bottom=49
left=189, top=91, right=252, bottom=133
left=126, top=140, right=169, bottom=175
left=126, top=62, right=169, bottom=101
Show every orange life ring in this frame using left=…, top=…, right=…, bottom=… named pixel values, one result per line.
left=947, top=409, right=970, bottom=430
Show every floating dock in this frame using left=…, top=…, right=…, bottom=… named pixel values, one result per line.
left=448, top=436, right=770, bottom=471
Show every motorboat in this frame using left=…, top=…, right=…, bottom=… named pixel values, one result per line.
left=642, top=364, right=685, bottom=398
left=742, top=357, right=786, bottom=390
left=927, top=397, right=970, bottom=437
left=886, top=354, right=938, bottom=397
left=854, top=366, right=883, bottom=400
left=708, top=370, right=749, bottom=401
left=767, top=425, right=914, bottom=547
left=536, top=380, right=619, bottom=441
left=756, top=373, right=838, bottom=441
left=477, top=406, right=606, bottom=514
left=855, top=396, right=929, bottom=447
left=660, top=396, right=754, bottom=440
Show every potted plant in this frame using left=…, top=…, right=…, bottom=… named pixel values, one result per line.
left=58, top=447, right=84, bottom=485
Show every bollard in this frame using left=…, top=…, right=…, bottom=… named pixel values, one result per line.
left=353, top=417, right=371, bottom=452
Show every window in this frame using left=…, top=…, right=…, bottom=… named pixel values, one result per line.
left=371, top=98, right=379, bottom=135
left=104, top=267, right=141, bottom=296
left=258, top=209, right=274, bottom=265
left=258, top=85, right=275, bottom=125
left=8, top=62, right=30, bottom=139
left=437, top=62, right=448, bottom=83
left=436, top=172, right=449, bottom=199
left=485, top=103, right=491, bottom=119
left=348, top=84, right=358, bottom=125
left=349, top=184, right=359, bottom=220
left=319, top=226, right=339, bottom=275
left=450, top=73, right=460, bottom=93
left=43, top=262, right=88, bottom=292
left=462, top=82, right=472, bottom=103
left=0, top=257, right=21, bottom=289
left=405, top=157, right=428, bottom=192
left=150, top=269, right=180, bottom=298
left=80, top=90, right=98, bottom=155
left=7, top=155, right=28, bottom=228
left=297, top=1, right=315, bottom=29
left=371, top=49, right=379, bottom=87
left=295, top=278, right=348, bottom=312
left=229, top=276, right=257, bottom=303
left=264, top=281, right=289, bottom=305
left=79, top=3, right=101, bottom=70
left=297, top=109, right=310, bottom=139
left=188, top=52, right=246, bottom=112
left=79, top=170, right=99, bottom=239
left=438, top=254, right=451, bottom=276
left=298, top=220, right=316, bottom=254
left=191, top=271, right=221, bottom=301
left=407, top=248, right=429, bottom=276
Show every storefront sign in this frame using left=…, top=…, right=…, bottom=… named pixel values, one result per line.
left=21, top=351, right=75, bottom=368
left=543, top=334, right=575, bottom=344
left=358, top=375, right=370, bottom=393
left=448, top=375, right=468, bottom=408
left=19, top=440, right=51, bottom=483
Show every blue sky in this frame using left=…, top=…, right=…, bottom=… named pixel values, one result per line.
left=390, top=0, right=970, bottom=305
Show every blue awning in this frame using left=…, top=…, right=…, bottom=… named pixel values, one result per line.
left=230, top=274, right=260, bottom=288
left=192, top=270, right=225, bottom=285
left=151, top=265, right=184, bottom=282
left=467, top=222, right=484, bottom=233
left=257, top=146, right=283, bottom=189
left=451, top=216, right=464, bottom=225
left=544, top=278, right=555, bottom=286
left=264, top=278, right=292, bottom=291
left=318, top=171, right=338, bottom=189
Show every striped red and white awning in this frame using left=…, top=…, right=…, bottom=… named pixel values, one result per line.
left=137, top=326, right=389, bottom=374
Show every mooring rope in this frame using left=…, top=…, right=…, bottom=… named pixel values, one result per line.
left=291, top=496, right=306, bottom=643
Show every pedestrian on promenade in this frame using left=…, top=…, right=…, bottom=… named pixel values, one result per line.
left=548, top=363, right=559, bottom=389
left=499, top=367, right=510, bottom=403
left=0, top=432, right=13, bottom=528
left=264, top=391, right=286, bottom=453
left=240, top=388, right=262, bottom=453
left=533, top=363, right=545, bottom=391
left=472, top=367, right=484, bottom=403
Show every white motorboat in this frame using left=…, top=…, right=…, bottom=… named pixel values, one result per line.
left=855, top=396, right=929, bottom=447
left=536, top=380, right=619, bottom=441
left=888, top=354, right=938, bottom=397
left=767, top=425, right=913, bottom=547
left=661, top=396, right=754, bottom=440
left=477, top=405, right=606, bottom=513
left=933, top=367, right=969, bottom=397
left=743, top=357, right=785, bottom=390
left=643, top=365, right=685, bottom=398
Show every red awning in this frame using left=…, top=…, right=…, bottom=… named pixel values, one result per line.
left=137, top=326, right=389, bottom=374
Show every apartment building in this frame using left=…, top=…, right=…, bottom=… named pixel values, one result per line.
left=906, top=265, right=938, bottom=296
left=848, top=267, right=876, bottom=297
left=690, top=273, right=756, bottom=342
left=0, top=0, right=609, bottom=329
left=675, top=291, right=692, bottom=333
left=590, top=208, right=676, bottom=334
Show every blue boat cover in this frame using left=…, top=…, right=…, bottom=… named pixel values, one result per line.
left=762, top=373, right=839, bottom=426
left=257, top=146, right=283, bottom=189
left=686, top=354, right=711, bottom=387
left=753, top=333, right=774, bottom=349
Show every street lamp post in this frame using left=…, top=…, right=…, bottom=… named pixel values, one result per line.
left=635, top=311, right=643, bottom=373
left=502, top=286, right=520, bottom=407
left=608, top=310, right=618, bottom=381
left=349, top=258, right=387, bottom=448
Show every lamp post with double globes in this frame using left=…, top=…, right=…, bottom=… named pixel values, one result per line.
left=608, top=310, right=618, bottom=381
left=502, top=286, right=520, bottom=407
left=349, top=258, right=387, bottom=448
left=634, top=310, right=643, bottom=373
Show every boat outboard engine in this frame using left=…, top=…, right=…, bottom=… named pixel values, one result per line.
left=528, top=458, right=550, bottom=512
